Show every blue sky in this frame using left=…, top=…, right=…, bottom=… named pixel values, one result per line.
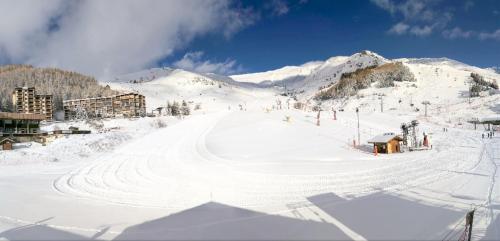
left=164, top=0, right=500, bottom=74
left=0, top=0, right=499, bottom=77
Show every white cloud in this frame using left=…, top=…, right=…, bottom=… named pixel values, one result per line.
left=371, top=0, right=432, bottom=20
left=479, top=29, right=500, bottom=40
left=266, top=0, right=290, bottom=16
left=173, top=51, right=243, bottom=75
left=388, top=22, right=410, bottom=35
left=0, top=0, right=65, bottom=62
left=442, top=27, right=474, bottom=39
left=371, top=0, right=452, bottom=37
left=0, top=0, right=257, bottom=78
left=410, top=25, right=433, bottom=37
left=371, top=0, right=396, bottom=14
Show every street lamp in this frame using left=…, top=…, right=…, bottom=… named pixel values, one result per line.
left=377, top=93, right=385, bottom=113
left=356, top=107, right=360, bottom=146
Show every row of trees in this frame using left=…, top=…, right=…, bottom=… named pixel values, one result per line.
left=470, top=73, right=498, bottom=97
left=0, top=65, right=118, bottom=112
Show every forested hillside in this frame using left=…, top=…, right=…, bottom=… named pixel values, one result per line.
left=314, top=62, right=415, bottom=100
left=0, top=65, right=118, bottom=112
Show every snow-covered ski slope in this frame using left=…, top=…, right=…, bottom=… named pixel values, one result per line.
left=1, top=109, right=499, bottom=240
left=230, top=61, right=323, bottom=84
left=105, top=68, right=276, bottom=112
left=1, top=51, right=499, bottom=240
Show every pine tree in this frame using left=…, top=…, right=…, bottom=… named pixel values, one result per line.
left=181, top=100, right=190, bottom=116
left=171, top=101, right=180, bottom=116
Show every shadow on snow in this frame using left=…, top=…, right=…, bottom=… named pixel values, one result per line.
left=307, top=192, right=464, bottom=240
left=1, top=192, right=488, bottom=240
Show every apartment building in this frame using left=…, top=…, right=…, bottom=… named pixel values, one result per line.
left=11, top=87, right=53, bottom=121
left=63, top=93, right=146, bottom=120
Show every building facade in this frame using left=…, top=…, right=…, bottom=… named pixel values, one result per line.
left=0, top=112, right=45, bottom=134
left=63, top=93, right=146, bottom=120
left=12, top=87, right=53, bottom=121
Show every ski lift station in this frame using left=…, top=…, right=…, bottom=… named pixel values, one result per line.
left=367, top=133, right=403, bottom=154
left=468, top=116, right=500, bottom=130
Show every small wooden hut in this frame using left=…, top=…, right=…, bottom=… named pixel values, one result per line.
left=367, top=133, right=403, bottom=154
left=0, top=137, right=15, bottom=151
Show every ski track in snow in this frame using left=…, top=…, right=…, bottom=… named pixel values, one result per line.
left=52, top=111, right=487, bottom=212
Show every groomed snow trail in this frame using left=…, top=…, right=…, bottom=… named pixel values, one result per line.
left=53, top=110, right=486, bottom=211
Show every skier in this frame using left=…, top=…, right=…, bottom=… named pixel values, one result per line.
left=482, top=133, right=485, bottom=139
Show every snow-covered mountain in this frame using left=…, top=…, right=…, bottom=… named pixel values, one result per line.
left=487, top=66, right=500, bottom=74
left=104, top=50, right=499, bottom=123
left=109, top=67, right=176, bottom=83
left=294, top=50, right=390, bottom=94
left=230, top=61, right=323, bottom=84
left=105, top=68, right=275, bottom=111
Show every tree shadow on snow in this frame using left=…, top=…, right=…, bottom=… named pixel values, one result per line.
left=113, top=201, right=351, bottom=240
left=307, top=192, right=464, bottom=240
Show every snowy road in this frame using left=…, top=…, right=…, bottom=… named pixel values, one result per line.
left=1, top=110, right=499, bottom=240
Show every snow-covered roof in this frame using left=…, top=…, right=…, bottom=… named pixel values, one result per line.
left=479, top=116, right=500, bottom=122
left=367, top=133, right=402, bottom=143
left=0, top=112, right=45, bottom=120
left=0, top=137, right=15, bottom=144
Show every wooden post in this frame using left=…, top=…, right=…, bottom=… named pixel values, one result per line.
left=316, top=110, right=321, bottom=126
left=356, top=108, right=360, bottom=146
left=374, top=145, right=378, bottom=156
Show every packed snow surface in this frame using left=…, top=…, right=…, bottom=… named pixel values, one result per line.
left=1, top=51, right=499, bottom=240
